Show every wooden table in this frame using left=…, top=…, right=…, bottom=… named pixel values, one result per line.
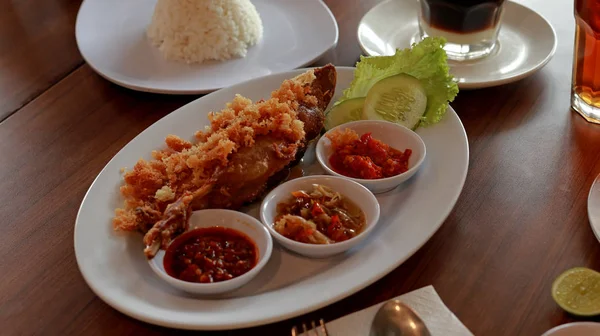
left=2, top=0, right=599, bottom=335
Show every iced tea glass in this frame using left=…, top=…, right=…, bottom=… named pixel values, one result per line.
left=572, top=0, right=600, bottom=124
left=418, top=0, right=506, bottom=61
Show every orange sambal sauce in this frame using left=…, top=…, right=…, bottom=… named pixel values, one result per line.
left=329, top=132, right=412, bottom=180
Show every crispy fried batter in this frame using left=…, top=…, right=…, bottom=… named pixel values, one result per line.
left=113, top=68, right=327, bottom=233
left=325, top=128, right=360, bottom=150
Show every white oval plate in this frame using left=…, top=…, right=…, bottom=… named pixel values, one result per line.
left=75, top=0, right=339, bottom=94
left=589, top=174, right=600, bottom=241
left=357, top=0, right=556, bottom=89
left=74, top=67, right=469, bottom=330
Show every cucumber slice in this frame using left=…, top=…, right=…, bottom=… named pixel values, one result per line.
left=363, top=74, right=428, bottom=130
left=325, top=97, right=366, bottom=130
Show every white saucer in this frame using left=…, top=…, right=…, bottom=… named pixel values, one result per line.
left=541, top=322, right=600, bottom=336
left=75, top=0, right=338, bottom=94
left=589, top=174, right=600, bottom=241
left=357, top=0, right=556, bottom=89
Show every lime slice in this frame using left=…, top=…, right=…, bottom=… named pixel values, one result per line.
left=325, top=97, right=365, bottom=130
left=552, top=267, right=600, bottom=316
left=363, top=73, right=427, bottom=130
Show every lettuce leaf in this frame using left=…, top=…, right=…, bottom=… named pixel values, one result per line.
left=337, top=37, right=459, bottom=127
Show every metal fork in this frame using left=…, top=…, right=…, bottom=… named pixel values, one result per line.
left=291, top=319, right=329, bottom=336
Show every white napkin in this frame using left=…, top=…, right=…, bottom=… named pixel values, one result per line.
left=308, top=286, right=474, bottom=336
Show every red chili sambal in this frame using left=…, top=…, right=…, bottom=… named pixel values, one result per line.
left=163, top=227, right=258, bottom=284
left=326, top=129, right=412, bottom=180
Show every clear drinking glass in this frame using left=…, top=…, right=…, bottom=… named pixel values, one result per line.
left=572, top=0, right=600, bottom=124
left=417, top=0, right=506, bottom=61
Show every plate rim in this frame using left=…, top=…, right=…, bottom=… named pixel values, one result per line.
left=74, top=0, right=340, bottom=95
left=356, top=0, right=557, bottom=90
left=588, top=174, right=600, bottom=242
left=541, top=321, right=600, bottom=336
left=73, top=66, right=470, bottom=330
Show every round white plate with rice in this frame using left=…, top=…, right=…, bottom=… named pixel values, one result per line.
left=74, top=67, right=469, bottom=330
left=75, top=0, right=339, bottom=94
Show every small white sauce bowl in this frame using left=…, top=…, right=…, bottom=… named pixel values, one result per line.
left=148, top=209, right=273, bottom=295
left=316, top=120, right=426, bottom=194
left=260, top=175, right=380, bottom=258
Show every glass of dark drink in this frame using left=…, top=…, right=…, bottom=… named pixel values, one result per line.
left=572, top=0, right=600, bottom=124
left=418, top=0, right=506, bottom=61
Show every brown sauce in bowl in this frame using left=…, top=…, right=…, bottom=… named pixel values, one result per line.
left=163, top=227, right=258, bottom=283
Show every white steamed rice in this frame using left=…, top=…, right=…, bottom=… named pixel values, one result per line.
left=147, top=0, right=263, bottom=64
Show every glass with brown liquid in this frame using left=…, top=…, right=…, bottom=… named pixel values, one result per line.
left=572, top=0, right=600, bottom=124
left=418, top=0, right=506, bottom=61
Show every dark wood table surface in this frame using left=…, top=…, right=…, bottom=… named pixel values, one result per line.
left=2, top=0, right=600, bottom=335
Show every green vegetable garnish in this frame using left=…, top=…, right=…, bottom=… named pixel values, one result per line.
left=333, top=37, right=459, bottom=128
left=324, top=97, right=366, bottom=130
left=363, top=73, right=428, bottom=130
